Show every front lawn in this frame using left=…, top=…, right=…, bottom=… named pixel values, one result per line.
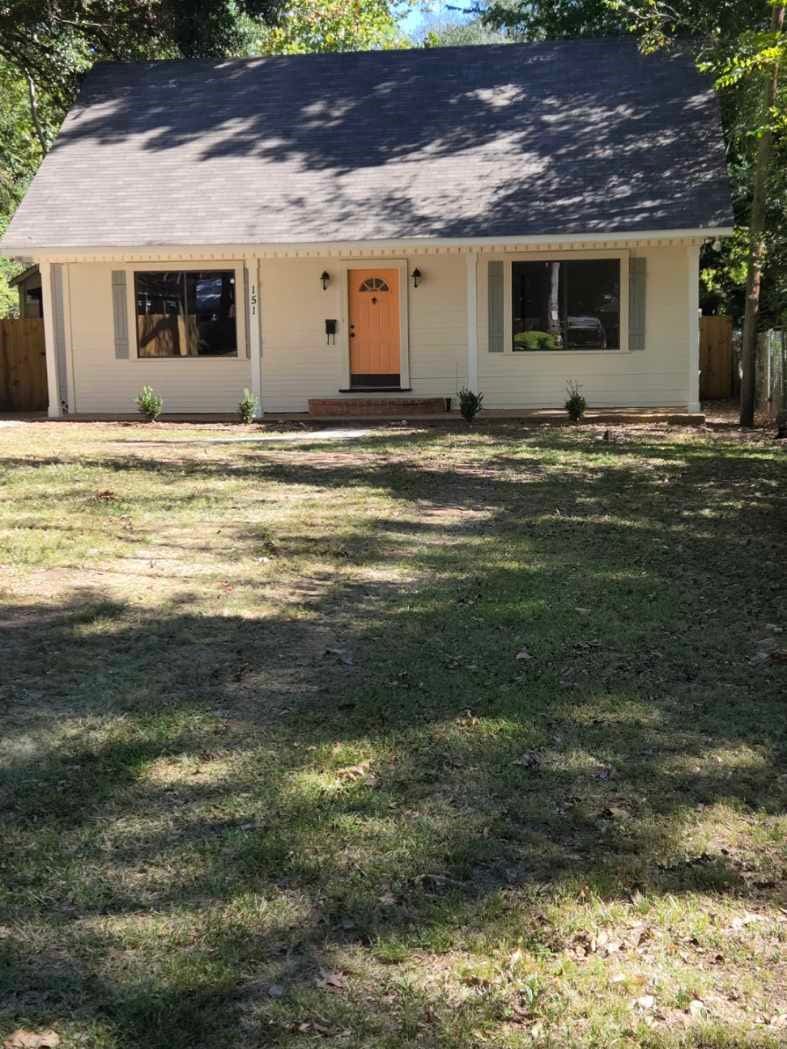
left=0, top=420, right=785, bottom=1049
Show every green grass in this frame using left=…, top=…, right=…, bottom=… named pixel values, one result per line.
left=0, top=419, right=785, bottom=1049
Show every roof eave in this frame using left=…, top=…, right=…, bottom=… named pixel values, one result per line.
left=1, top=226, right=736, bottom=260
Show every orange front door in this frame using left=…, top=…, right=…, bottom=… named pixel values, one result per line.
left=348, top=268, right=400, bottom=386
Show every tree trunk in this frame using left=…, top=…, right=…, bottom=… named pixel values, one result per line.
left=740, top=4, right=785, bottom=426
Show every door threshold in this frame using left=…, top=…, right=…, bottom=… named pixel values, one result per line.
left=339, top=387, right=413, bottom=393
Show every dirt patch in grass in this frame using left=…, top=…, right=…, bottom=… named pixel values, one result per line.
left=0, top=421, right=785, bottom=1049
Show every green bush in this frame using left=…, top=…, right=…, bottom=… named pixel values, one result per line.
left=238, top=388, right=257, bottom=424
left=514, top=330, right=559, bottom=351
left=136, top=385, right=163, bottom=422
left=564, top=380, right=587, bottom=422
left=458, top=386, right=484, bottom=424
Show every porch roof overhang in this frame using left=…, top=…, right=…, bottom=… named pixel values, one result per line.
left=7, top=226, right=734, bottom=264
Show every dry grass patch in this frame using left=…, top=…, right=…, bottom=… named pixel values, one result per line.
left=0, top=420, right=785, bottom=1049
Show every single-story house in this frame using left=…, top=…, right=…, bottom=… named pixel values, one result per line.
left=0, top=40, right=733, bottom=418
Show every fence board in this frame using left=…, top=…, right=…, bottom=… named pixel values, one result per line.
left=700, top=315, right=733, bottom=400
left=756, top=329, right=786, bottom=421
left=0, top=318, right=48, bottom=411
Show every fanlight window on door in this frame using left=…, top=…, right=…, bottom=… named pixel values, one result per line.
left=359, top=277, right=390, bottom=292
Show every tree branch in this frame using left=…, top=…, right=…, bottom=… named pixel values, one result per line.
left=25, top=70, right=49, bottom=154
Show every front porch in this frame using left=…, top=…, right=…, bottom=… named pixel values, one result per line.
left=1, top=406, right=706, bottom=426
left=28, top=237, right=705, bottom=419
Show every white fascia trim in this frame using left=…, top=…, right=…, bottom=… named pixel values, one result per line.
left=6, top=227, right=735, bottom=261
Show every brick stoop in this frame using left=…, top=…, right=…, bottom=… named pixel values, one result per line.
left=309, top=397, right=450, bottom=417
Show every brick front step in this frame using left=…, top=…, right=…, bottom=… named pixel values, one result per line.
left=309, top=397, right=450, bottom=417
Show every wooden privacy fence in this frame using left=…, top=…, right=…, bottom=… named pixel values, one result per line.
left=700, top=315, right=734, bottom=400
left=0, top=314, right=47, bottom=409
left=0, top=318, right=47, bottom=411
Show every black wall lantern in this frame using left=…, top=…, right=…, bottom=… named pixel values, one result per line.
left=411, top=268, right=422, bottom=288
left=320, top=271, right=331, bottom=290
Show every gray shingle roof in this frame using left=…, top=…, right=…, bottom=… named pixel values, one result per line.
left=1, top=40, right=733, bottom=251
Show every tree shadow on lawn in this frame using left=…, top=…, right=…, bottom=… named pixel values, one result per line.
left=1, top=432, right=785, bottom=1048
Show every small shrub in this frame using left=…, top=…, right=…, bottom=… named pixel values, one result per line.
left=458, top=386, right=484, bottom=424
left=514, top=330, right=559, bottom=351
left=564, top=380, right=587, bottom=423
left=136, top=385, right=163, bottom=422
left=238, top=388, right=257, bottom=424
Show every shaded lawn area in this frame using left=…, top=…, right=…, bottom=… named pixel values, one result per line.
left=0, top=420, right=785, bottom=1049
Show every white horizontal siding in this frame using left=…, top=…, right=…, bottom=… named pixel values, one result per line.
left=259, top=255, right=468, bottom=411
left=68, top=262, right=250, bottom=413
left=477, top=244, right=691, bottom=408
left=64, top=244, right=693, bottom=414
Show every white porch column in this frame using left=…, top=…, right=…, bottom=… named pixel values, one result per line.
left=247, top=256, right=263, bottom=418
left=466, top=252, right=479, bottom=392
left=39, top=260, right=62, bottom=418
left=687, top=243, right=701, bottom=413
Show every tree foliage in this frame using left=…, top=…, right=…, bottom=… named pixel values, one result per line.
left=484, top=0, right=625, bottom=38
left=482, top=0, right=787, bottom=326
left=419, top=0, right=511, bottom=46
left=422, top=18, right=508, bottom=47
left=249, top=0, right=404, bottom=53
left=0, top=1, right=284, bottom=96
left=0, top=0, right=405, bottom=313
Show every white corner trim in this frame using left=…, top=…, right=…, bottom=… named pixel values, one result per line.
left=39, top=260, right=62, bottom=418
left=466, top=253, right=479, bottom=392
left=687, top=243, right=701, bottom=411
left=247, top=257, right=263, bottom=418
left=63, top=263, right=76, bottom=413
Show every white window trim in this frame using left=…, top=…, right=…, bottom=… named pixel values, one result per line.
left=126, top=260, right=248, bottom=361
left=496, top=249, right=630, bottom=355
left=338, top=258, right=411, bottom=389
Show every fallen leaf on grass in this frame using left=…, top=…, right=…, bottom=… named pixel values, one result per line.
left=513, top=752, right=540, bottom=769
left=324, top=647, right=353, bottom=667
left=456, top=710, right=480, bottom=727
left=633, top=995, right=656, bottom=1011
left=592, top=766, right=613, bottom=781
left=4, top=1033, right=60, bottom=1049
left=293, top=1021, right=331, bottom=1036
left=335, top=760, right=375, bottom=784
left=318, top=970, right=346, bottom=991
left=625, top=923, right=652, bottom=949
left=727, top=911, right=765, bottom=932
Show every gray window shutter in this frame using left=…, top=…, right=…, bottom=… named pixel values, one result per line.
left=487, top=260, right=504, bottom=353
left=112, top=270, right=129, bottom=358
left=629, top=257, right=646, bottom=351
